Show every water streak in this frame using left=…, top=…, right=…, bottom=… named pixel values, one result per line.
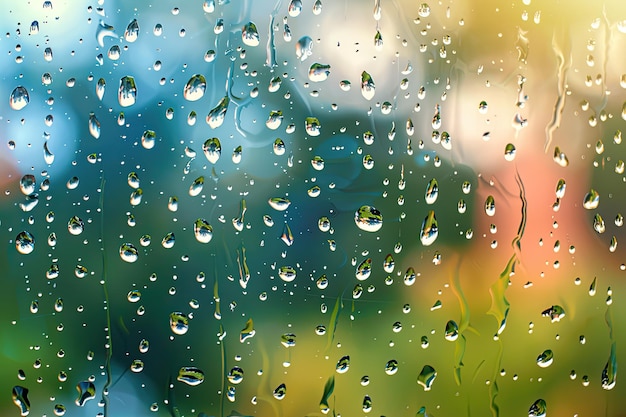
left=544, top=29, right=571, bottom=153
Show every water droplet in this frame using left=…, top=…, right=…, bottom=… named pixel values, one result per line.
left=139, top=339, right=149, bottom=353
left=278, top=265, right=297, bottom=282
left=242, top=21, right=260, bottom=46
left=67, top=216, right=84, bottom=235
left=553, top=146, right=569, bottom=167
left=309, top=63, right=331, bottom=82
left=418, top=3, right=431, bottom=17
left=536, top=349, right=553, bottom=367
left=385, top=359, right=399, bottom=375
left=240, top=318, right=255, bottom=342
left=361, top=71, right=375, bottom=100
left=273, top=383, right=287, bottom=400
left=184, top=74, right=207, bottom=101
left=10, top=86, right=29, bottom=110
left=288, top=0, right=302, bottom=16
left=170, top=312, right=189, bottom=335
left=355, top=205, right=383, bottom=232
left=420, top=210, right=438, bottom=246
left=336, top=355, right=350, bottom=373
left=226, top=366, right=244, bottom=384
left=130, top=359, right=144, bottom=373
left=528, top=399, right=547, bottom=417
left=593, top=213, right=605, bottom=234
left=417, top=365, right=437, bottom=390
left=141, top=130, right=156, bottom=150
left=541, top=305, right=565, bottom=322
left=177, top=367, right=205, bottom=386
left=203, top=138, right=222, bottom=163
left=118, top=76, right=137, bottom=107
left=305, top=117, right=322, bottom=136
left=296, top=36, right=313, bottom=61
left=43, top=141, right=55, bottom=164
left=15, top=231, right=35, bottom=254
left=194, top=219, right=213, bottom=243
left=189, top=176, right=204, bottom=197
left=269, top=197, right=291, bottom=211
left=362, top=395, right=373, bottom=412
left=504, top=143, right=516, bottom=161
left=119, top=243, right=138, bottom=263
left=124, top=18, right=139, bottom=42
left=356, top=258, right=372, bottom=281
left=267, top=110, right=283, bottom=130
left=12, top=386, right=30, bottom=416
left=75, top=381, right=96, bottom=406
left=425, top=178, right=438, bottom=204
left=445, top=320, right=459, bottom=341
left=312, top=0, right=323, bottom=14
left=280, top=333, right=296, bottom=348
left=19, top=175, right=36, bottom=195
left=383, top=254, right=395, bottom=273
left=206, top=96, right=229, bottom=128
left=162, top=232, right=176, bottom=248
left=316, top=274, right=328, bottom=289
left=484, top=195, right=496, bottom=216
left=583, top=189, right=600, bottom=209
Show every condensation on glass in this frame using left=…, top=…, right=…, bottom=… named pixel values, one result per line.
left=1, top=0, right=625, bottom=416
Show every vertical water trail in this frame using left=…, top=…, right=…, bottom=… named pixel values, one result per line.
left=98, top=176, right=113, bottom=416
left=265, top=0, right=282, bottom=69
left=544, top=28, right=571, bottom=153
left=601, top=306, right=617, bottom=391
left=487, top=169, right=527, bottom=417
left=450, top=256, right=471, bottom=385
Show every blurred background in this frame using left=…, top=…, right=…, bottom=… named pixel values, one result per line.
left=1, top=0, right=626, bottom=416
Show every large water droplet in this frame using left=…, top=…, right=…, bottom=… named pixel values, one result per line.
left=536, top=349, right=554, bottom=367
left=206, top=96, right=229, bottom=128
left=19, top=175, right=36, bottom=195
left=10, top=86, right=29, bottom=110
left=67, top=216, right=84, bottom=235
left=124, top=19, right=139, bottom=42
left=417, top=365, right=437, bottom=391
left=273, top=383, right=287, bottom=400
left=444, top=320, right=459, bottom=341
left=75, top=381, right=96, bottom=406
left=15, top=231, right=35, bottom=254
left=177, top=367, right=205, bottom=386
left=425, top=178, right=438, bottom=204
left=528, top=399, right=547, bottom=417
left=583, top=189, right=600, bottom=209
left=12, top=386, right=30, bottom=416
left=288, top=0, right=302, bottom=16
left=119, top=243, right=139, bottom=263
left=361, top=71, right=375, bottom=100
left=184, top=74, right=207, bottom=101
left=385, top=359, right=399, bottom=375
left=118, top=76, right=137, bottom=107
left=355, top=205, right=383, bottom=232
left=242, top=22, right=260, bottom=46
left=194, top=218, right=213, bottom=243
left=420, top=210, right=438, bottom=246
left=170, top=312, right=189, bottom=335
left=309, top=63, right=331, bottom=82
left=278, top=265, right=297, bottom=282
left=203, top=138, right=221, bottom=163
left=296, top=36, right=313, bottom=61
left=541, top=305, right=565, bottom=323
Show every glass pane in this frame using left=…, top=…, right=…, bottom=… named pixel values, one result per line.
left=1, top=1, right=625, bottom=416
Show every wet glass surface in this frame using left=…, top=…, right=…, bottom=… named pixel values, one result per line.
left=1, top=1, right=626, bottom=416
